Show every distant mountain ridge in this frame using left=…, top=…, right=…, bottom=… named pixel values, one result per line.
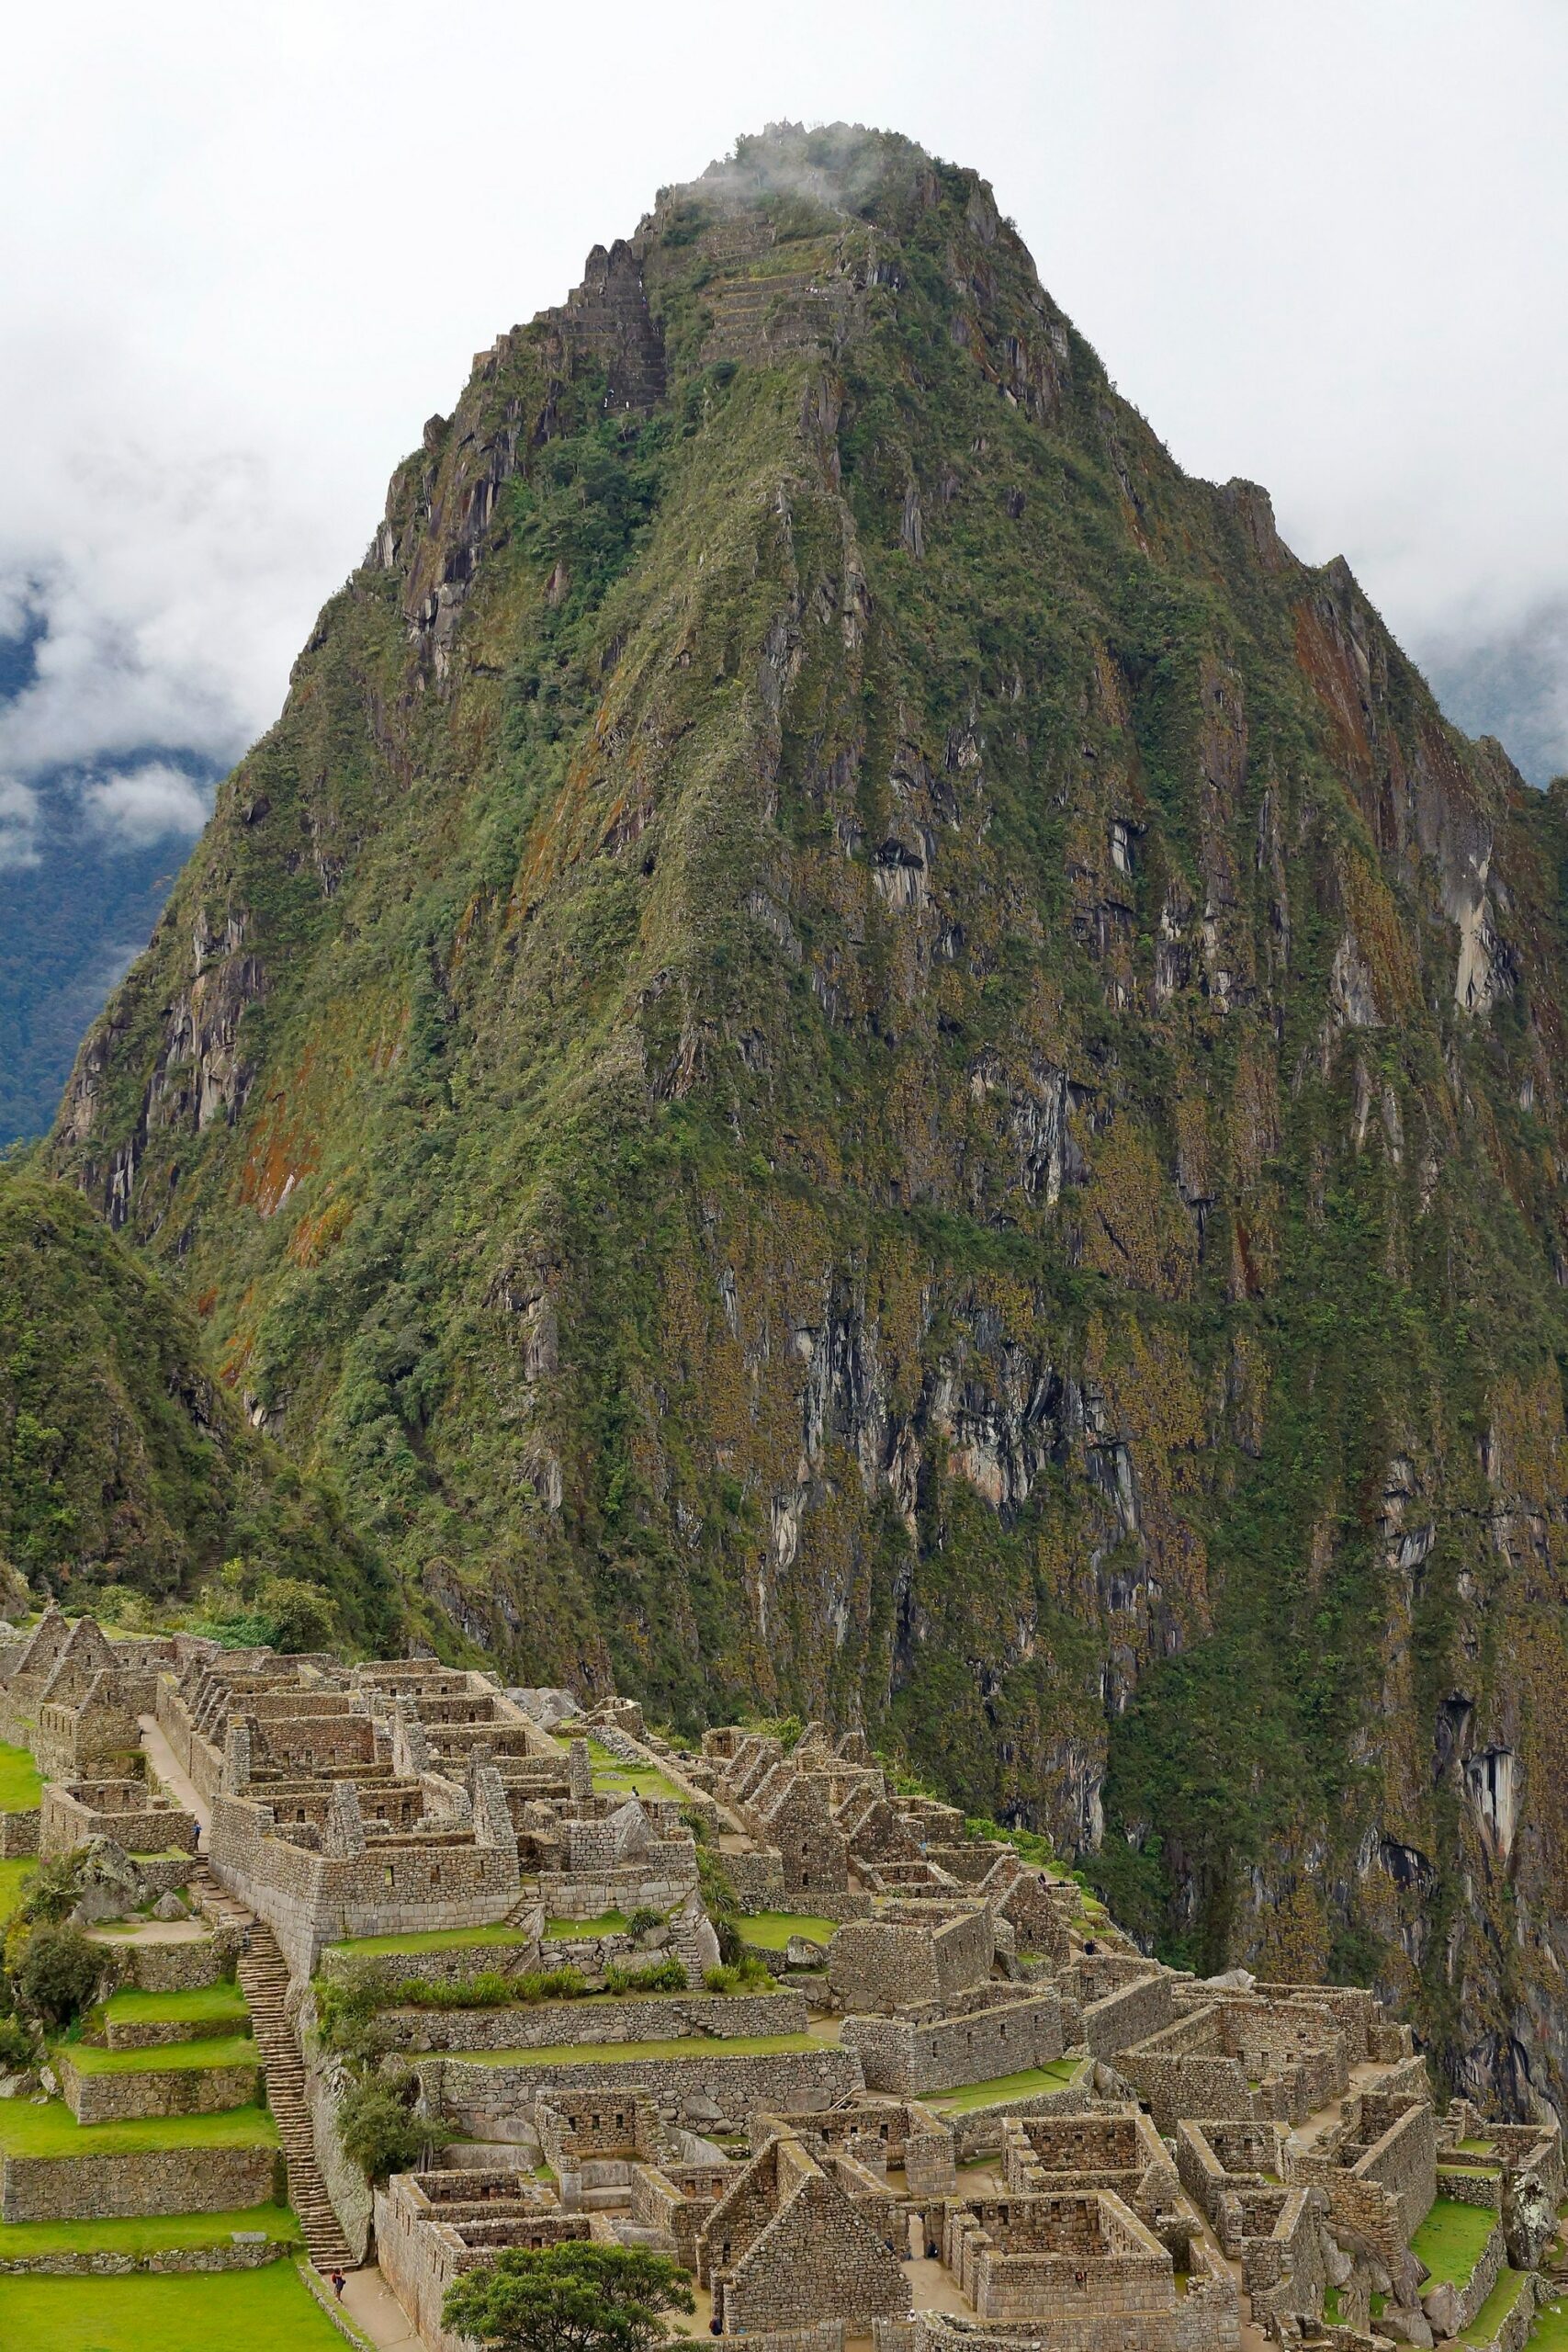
left=39, top=125, right=1568, bottom=2118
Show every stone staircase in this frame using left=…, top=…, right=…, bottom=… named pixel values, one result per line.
left=236, top=1917, right=354, bottom=2271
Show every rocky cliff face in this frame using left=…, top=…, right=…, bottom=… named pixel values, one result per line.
left=48, top=125, right=1568, bottom=2118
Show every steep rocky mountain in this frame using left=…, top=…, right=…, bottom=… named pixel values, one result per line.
left=0, top=1163, right=385, bottom=1635
left=46, top=126, right=1568, bottom=2116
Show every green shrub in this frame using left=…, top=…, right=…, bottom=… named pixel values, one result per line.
left=626, top=1907, right=665, bottom=1938
left=964, top=1815, right=1055, bottom=1867
left=337, top=2070, right=448, bottom=2185
left=14, top=1925, right=103, bottom=2027
left=702, top=1956, right=775, bottom=1995
left=603, top=1958, right=686, bottom=1996
left=0, top=2011, right=37, bottom=2068
left=314, top=1963, right=391, bottom=2058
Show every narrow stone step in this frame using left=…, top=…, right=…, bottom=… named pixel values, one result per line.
left=237, top=1917, right=354, bottom=2269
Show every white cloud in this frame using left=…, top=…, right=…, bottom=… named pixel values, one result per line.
left=0, top=0, right=1562, bottom=795
left=0, top=775, right=40, bottom=870
left=79, top=762, right=214, bottom=849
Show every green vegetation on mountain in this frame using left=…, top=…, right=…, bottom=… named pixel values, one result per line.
left=33, top=124, right=1568, bottom=2114
left=0, top=1163, right=389, bottom=1634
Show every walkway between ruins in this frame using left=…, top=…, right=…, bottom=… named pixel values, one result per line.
left=340, top=2263, right=423, bottom=2350
left=139, top=1709, right=211, bottom=1840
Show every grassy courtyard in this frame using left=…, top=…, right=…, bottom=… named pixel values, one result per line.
left=0, top=1854, right=35, bottom=1922
left=738, top=1912, right=840, bottom=1949
left=585, top=1738, right=684, bottom=1803
left=1530, top=2291, right=1568, bottom=2346
left=1410, top=2196, right=1498, bottom=2287
left=0, top=1739, right=42, bottom=1812
left=929, top=2058, right=1087, bottom=2113
left=327, top=1921, right=533, bottom=1958
left=0, top=2262, right=347, bottom=2350
left=544, top=1910, right=628, bottom=1938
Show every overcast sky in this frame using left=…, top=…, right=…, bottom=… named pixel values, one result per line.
left=1, top=0, right=1564, bottom=875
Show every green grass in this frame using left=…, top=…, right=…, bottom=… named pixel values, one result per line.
left=446, top=2031, right=823, bottom=2064
left=0, top=2097, right=278, bottom=2158
left=0, top=1740, right=42, bottom=1812
left=1460, top=2267, right=1526, bottom=2344
left=1530, top=2291, right=1568, bottom=2347
left=62, top=2032, right=259, bottom=2075
left=544, top=1911, right=628, bottom=1939
left=584, top=1738, right=683, bottom=1803
left=738, top=1912, right=839, bottom=1950
left=100, top=1982, right=248, bottom=2029
left=0, top=2261, right=347, bottom=2349
left=928, top=2059, right=1086, bottom=2113
left=1458, top=2138, right=1499, bottom=2155
left=0, top=1854, right=35, bottom=1922
left=326, top=1922, right=533, bottom=1957
left=0, top=2201, right=299, bottom=2258
left=1410, top=2197, right=1498, bottom=2287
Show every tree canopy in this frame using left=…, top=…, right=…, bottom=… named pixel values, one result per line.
left=442, top=2242, right=694, bottom=2352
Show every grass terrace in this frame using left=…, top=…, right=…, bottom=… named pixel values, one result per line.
left=1410, top=2197, right=1499, bottom=2288
left=0, top=2263, right=348, bottom=2350
left=1531, top=2292, right=1568, bottom=2346
left=62, top=2032, right=260, bottom=2075
left=0, top=1855, right=35, bottom=1922
left=928, top=2059, right=1087, bottom=2114
left=0, top=2096, right=278, bottom=2159
left=0, top=1740, right=42, bottom=1812
left=1459, top=2267, right=1528, bottom=2344
left=98, top=1982, right=249, bottom=2031
left=0, top=2201, right=299, bottom=2259
left=544, top=1911, right=628, bottom=1939
left=326, top=1923, right=534, bottom=1959
left=446, top=2031, right=822, bottom=2064
left=738, top=1913, right=840, bottom=1950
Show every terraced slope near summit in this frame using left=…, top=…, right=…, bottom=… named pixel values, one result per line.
left=48, top=127, right=1568, bottom=2112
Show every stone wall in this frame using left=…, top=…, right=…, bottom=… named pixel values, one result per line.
left=422, top=2044, right=864, bottom=2131
left=58, top=2051, right=259, bottom=2125
left=40, top=1779, right=197, bottom=1860
left=210, top=1790, right=521, bottom=1976
left=1356, top=2098, right=1437, bottom=2244
left=106, top=1930, right=240, bottom=1994
left=841, top=1991, right=1063, bottom=2097
left=1081, top=1972, right=1172, bottom=2059
left=377, top=1989, right=807, bottom=2053
left=0, top=2237, right=288, bottom=2276
left=0, top=2142, right=279, bottom=2222
left=0, top=1808, right=39, bottom=1858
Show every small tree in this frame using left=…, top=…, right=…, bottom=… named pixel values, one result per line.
left=257, top=1575, right=337, bottom=1655
left=14, top=1925, right=103, bottom=2027
left=443, top=2243, right=694, bottom=2352
left=337, top=2070, right=446, bottom=2184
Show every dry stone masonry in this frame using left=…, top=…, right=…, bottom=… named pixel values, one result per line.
left=4, top=1611, right=1567, bottom=2352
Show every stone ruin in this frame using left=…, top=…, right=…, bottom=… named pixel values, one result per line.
left=2, top=1610, right=1564, bottom=2352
